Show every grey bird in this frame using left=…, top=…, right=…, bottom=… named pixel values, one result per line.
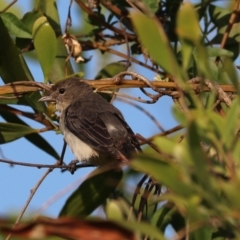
left=39, top=77, right=141, bottom=166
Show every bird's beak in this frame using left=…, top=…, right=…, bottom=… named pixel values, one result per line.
left=38, top=95, right=55, bottom=102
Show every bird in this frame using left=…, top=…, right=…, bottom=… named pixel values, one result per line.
left=39, top=77, right=141, bottom=166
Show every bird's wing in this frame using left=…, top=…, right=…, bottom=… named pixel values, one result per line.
left=65, top=100, right=136, bottom=160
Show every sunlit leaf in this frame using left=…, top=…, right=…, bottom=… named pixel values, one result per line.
left=176, top=2, right=201, bottom=43
left=34, top=0, right=74, bottom=82
left=131, top=13, right=184, bottom=82
left=105, top=200, right=125, bottom=221
left=32, top=16, right=57, bottom=82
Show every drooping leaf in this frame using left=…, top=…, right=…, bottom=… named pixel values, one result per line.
left=1, top=12, right=32, bottom=38
left=59, top=167, right=123, bottom=218
left=32, top=16, right=57, bottom=82
left=0, top=109, right=59, bottom=160
left=131, top=13, right=184, bottom=82
left=0, top=122, right=38, bottom=144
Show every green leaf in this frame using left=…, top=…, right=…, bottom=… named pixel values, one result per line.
left=223, top=58, right=239, bottom=93
left=1, top=12, right=32, bottom=38
left=0, top=110, right=59, bottom=160
left=59, top=168, right=123, bottom=218
left=95, top=62, right=127, bottom=79
left=16, top=10, right=43, bottom=49
left=32, top=16, right=57, bottom=82
left=130, top=154, right=194, bottom=197
left=21, top=10, right=43, bottom=31
left=180, top=40, right=194, bottom=72
left=207, top=47, right=233, bottom=57
left=0, top=17, right=31, bottom=83
left=176, top=2, right=201, bottom=43
left=105, top=199, right=125, bottom=221
left=222, top=99, right=240, bottom=150
left=0, top=17, right=45, bottom=112
left=142, top=0, right=159, bottom=13
left=114, top=220, right=165, bottom=240
left=131, top=13, right=184, bottom=82
left=34, top=0, right=74, bottom=83
left=0, top=122, right=38, bottom=144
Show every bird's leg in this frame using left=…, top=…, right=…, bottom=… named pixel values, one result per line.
left=59, top=140, right=67, bottom=166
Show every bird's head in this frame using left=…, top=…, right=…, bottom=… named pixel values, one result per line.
left=38, top=78, right=92, bottom=112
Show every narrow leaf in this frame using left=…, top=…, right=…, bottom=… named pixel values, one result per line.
left=0, top=122, right=38, bottom=144
left=131, top=13, right=184, bottom=82
left=130, top=154, right=194, bottom=197
left=0, top=110, right=59, bottom=160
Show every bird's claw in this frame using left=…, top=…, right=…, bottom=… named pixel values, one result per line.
left=67, top=160, right=79, bottom=174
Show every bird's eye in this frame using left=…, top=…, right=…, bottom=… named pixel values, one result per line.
left=59, top=88, right=65, bottom=94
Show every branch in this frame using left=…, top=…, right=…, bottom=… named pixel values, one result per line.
left=0, top=78, right=237, bottom=97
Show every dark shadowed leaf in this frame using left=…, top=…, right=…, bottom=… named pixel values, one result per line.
left=0, top=110, right=59, bottom=160
left=95, top=62, right=127, bottom=79
left=16, top=10, right=43, bottom=50
left=142, top=0, right=159, bottom=13
left=59, top=167, right=123, bottom=218
left=0, top=17, right=46, bottom=112
left=0, top=122, right=38, bottom=144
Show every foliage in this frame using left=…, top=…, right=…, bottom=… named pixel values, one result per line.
left=0, top=0, right=239, bottom=239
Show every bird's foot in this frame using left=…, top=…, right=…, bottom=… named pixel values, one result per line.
left=67, top=160, right=79, bottom=174
left=67, top=160, right=95, bottom=174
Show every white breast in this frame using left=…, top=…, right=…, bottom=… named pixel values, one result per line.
left=59, top=115, right=99, bottom=162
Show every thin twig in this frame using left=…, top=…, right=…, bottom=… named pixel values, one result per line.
left=215, top=0, right=240, bottom=64
left=99, top=90, right=157, bottom=104
left=117, top=98, right=165, bottom=132
left=0, top=158, right=66, bottom=168
left=5, top=166, right=55, bottom=240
